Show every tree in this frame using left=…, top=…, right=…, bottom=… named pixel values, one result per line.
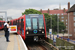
left=44, top=13, right=66, bottom=33
left=0, top=18, right=2, bottom=20
left=22, top=9, right=42, bottom=15
left=44, top=13, right=51, bottom=32
left=22, top=9, right=66, bottom=34
left=59, top=22, right=66, bottom=32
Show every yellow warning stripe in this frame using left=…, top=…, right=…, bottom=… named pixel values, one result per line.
left=11, top=27, right=16, bottom=29
left=16, top=35, right=20, bottom=50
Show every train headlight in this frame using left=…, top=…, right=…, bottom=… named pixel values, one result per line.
left=42, top=31, right=44, bottom=33
left=27, top=31, right=29, bottom=34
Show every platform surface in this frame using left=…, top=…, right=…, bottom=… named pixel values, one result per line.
left=0, top=30, right=28, bottom=50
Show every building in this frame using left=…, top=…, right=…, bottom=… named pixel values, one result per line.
left=67, top=4, right=75, bottom=39
left=39, top=2, right=71, bottom=32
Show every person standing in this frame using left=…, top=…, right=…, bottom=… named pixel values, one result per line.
left=4, top=21, right=10, bottom=42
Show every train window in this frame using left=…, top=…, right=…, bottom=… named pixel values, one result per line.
left=18, top=20, right=19, bottom=26
left=0, top=22, right=1, bottom=25
left=20, top=19, right=21, bottom=22
left=39, top=18, right=44, bottom=29
left=23, top=19, right=24, bottom=21
left=16, top=20, right=17, bottom=25
left=32, top=18, right=37, bottom=29
left=26, top=18, right=31, bottom=29
left=19, top=19, right=21, bottom=25
left=21, top=19, right=24, bottom=28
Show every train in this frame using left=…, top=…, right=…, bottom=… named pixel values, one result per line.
left=10, top=14, right=46, bottom=41
left=0, top=20, right=5, bottom=29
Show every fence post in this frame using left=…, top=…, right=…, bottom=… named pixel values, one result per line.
left=67, top=38, right=69, bottom=42
left=53, top=34, right=54, bottom=40
left=61, top=37, right=63, bottom=39
left=50, top=34, right=51, bottom=39
left=57, top=35, right=59, bottom=38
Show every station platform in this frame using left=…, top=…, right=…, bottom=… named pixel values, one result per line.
left=0, top=33, right=28, bottom=50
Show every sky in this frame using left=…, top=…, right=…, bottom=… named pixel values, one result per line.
left=0, top=0, right=75, bottom=20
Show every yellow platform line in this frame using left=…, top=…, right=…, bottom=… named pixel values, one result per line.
left=16, top=35, right=20, bottom=50
left=7, top=35, right=14, bottom=50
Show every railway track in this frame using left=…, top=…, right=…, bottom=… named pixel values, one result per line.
left=25, top=41, right=47, bottom=50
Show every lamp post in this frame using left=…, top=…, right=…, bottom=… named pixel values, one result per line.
left=57, top=14, right=59, bottom=34
left=62, top=30, right=64, bottom=38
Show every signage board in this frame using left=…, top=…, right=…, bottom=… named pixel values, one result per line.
left=9, top=25, right=17, bottom=33
left=49, top=29, right=52, bottom=34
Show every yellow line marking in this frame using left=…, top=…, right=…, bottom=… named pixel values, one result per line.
left=16, top=35, right=20, bottom=50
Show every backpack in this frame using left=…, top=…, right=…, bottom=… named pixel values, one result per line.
left=4, top=25, right=8, bottom=32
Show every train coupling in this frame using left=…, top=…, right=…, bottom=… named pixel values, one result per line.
left=34, top=36, right=38, bottom=42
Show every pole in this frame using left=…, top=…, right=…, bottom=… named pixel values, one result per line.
left=57, top=15, right=59, bottom=34
left=51, top=17, right=52, bottom=29
left=68, top=13, right=69, bottom=38
left=5, top=12, right=7, bottom=21
left=58, top=15, right=59, bottom=34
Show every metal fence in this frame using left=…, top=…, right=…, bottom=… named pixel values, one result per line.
left=48, top=34, right=75, bottom=44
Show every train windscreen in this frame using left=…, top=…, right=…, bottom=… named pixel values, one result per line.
left=32, top=18, right=37, bottom=29
left=26, top=18, right=31, bottom=29
left=39, top=18, right=44, bottom=29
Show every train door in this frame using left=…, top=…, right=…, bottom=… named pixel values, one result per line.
left=32, top=18, right=38, bottom=30
left=21, top=18, right=24, bottom=36
left=17, top=19, right=21, bottom=34
left=32, top=17, right=39, bottom=41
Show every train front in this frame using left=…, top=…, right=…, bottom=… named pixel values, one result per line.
left=25, top=14, right=46, bottom=41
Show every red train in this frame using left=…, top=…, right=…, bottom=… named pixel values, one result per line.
left=0, top=20, right=5, bottom=29
left=10, top=14, right=46, bottom=41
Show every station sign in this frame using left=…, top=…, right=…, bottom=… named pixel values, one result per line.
left=9, top=25, right=17, bottom=33
left=49, top=29, right=52, bottom=34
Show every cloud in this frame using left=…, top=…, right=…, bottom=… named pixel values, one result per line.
left=0, top=0, right=75, bottom=19
left=0, top=0, right=74, bottom=10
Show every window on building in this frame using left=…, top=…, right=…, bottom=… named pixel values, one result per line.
left=74, top=17, right=75, bottom=21
left=50, top=14, right=52, bottom=15
left=61, top=13, right=63, bottom=15
left=57, top=14, right=60, bottom=15
left=61, top=17, right=64, bottom=19
left=54, top=14, right=56, bottom=15
left=73, top=12, right=75, bottom=15
left=74, top=23, right=75, bottom=26
left=66, top=26, right=67, bottom=28
left=66, top=19, right=67, bottom=21
left=66, top=23, right=67, bottom=25
left=62, top=20, right=64, bottom=22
